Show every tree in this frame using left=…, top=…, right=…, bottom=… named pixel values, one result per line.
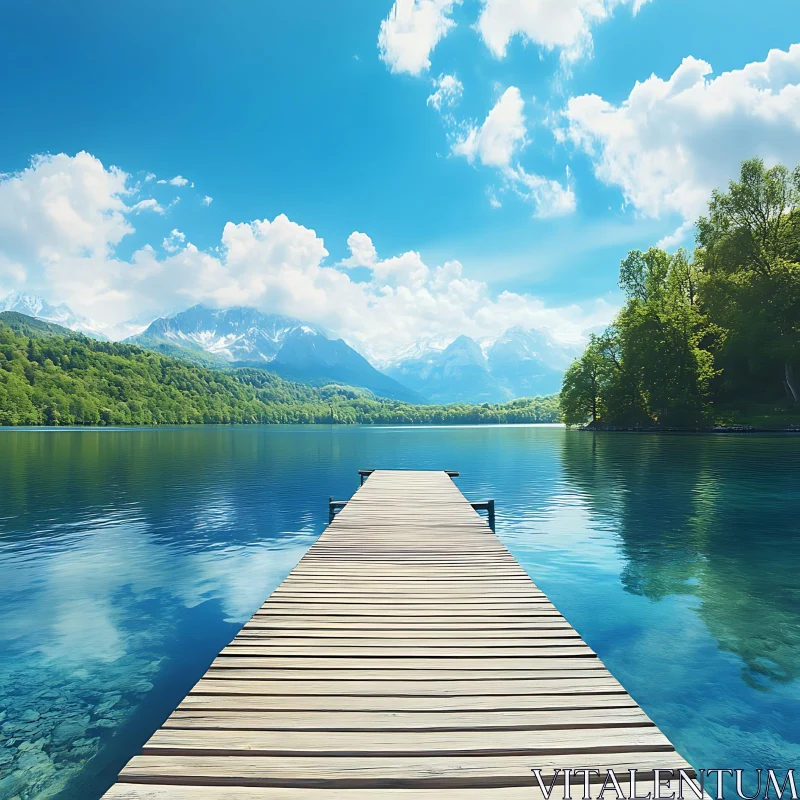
left=560, top=335, right=611, bottom=426
left=563, top=247, right=716, bottom=428
left=697, top=157, right=800, bottom=403
left=614, top=247, right=715, bottom=426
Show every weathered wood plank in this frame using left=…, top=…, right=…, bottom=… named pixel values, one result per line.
left=189, top=677, right=625, bottom=696
left=162, top=707, right=654, bottom=731
left=202, top=669, right=605, bottom=681
left=142, top=726, right=675, bottom=756
left=237, top=629, right=580, bottom=639
left=119, top=752, right=694, bottom=788
left=208, top=656, right=604, bottom=671
left=176, top=693, right=641, bottom=713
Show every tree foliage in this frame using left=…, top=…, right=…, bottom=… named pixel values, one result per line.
left=562, top=158, right=800, bottom=427
left=0, top=322, right=560, bottom=427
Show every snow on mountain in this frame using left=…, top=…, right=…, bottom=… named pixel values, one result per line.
left=385, top=335, right=506, bottom=404
left=127, top=305, right=423, bottom=402
left=0, top=292, right=109, bottom=340
left=484, top=327, right=575, bottom=398
left=483, top=326, right=577, bottom=372
left=377, top=335, right=453, bottom=370
left=128, top=305, right=309, bottom=363
left=385, top=327, right=577, bottom=403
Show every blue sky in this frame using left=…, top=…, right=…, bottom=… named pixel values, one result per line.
left=1, top=0, right=799, bottom=358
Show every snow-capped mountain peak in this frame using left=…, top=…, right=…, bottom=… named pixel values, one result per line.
left=126, top=305, right=422, bottom=402
left=0, top=292, right=109, bottom=340
left=484, top=326, right=577, bottom=372
left=130, top=305, right=314, bottom=363
left=383, top=325, right=575, bottom=403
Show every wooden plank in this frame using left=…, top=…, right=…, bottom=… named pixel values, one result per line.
left=162, top=708, right=654, bottom=731
left=203, top=669, right=605, bottom=681
left=189, top=677, right=624, bottom=696
left=231, top=635, right=583, bottom=646
left=142, top=726, right=675, bottom=756
left=252, top=608, right=567, bottom=618
left=219, top=646, right=596, bottom=657
left=238, top=629, right=580, bottom=639
left=243, top=619, right=574, bottom=629
left=176, top=693, right=641, bottom=713
left=103, top=469, right=692, bottom=798
left=119, top=752, right=694, bottom=788
left=208, top=656, right=604, bottom=671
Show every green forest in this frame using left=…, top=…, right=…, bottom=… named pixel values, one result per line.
left=0, top=313, right=559, bottom=426
left=561, top=158, right=800, bottom=429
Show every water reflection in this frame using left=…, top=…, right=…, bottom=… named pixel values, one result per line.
left=559, top=433, right=800, bottom=688
left=0, top=426, right=799, bottom=799
left=0, top=428, right=332, bottom=800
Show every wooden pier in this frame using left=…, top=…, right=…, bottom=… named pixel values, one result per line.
left=105, top=469, right=692, bottom=798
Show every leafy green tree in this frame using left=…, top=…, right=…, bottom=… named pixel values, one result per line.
left=563, top=247, right=715, bottom=427
left=560, top=335, right=611, bottom=426
left=564, top=157, right=800, bottom=427
left=615, top=247, right=715, bottom=426
left=697, top=157, right=800, bottom=403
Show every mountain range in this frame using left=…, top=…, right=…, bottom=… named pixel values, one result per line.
left=1, top=292, right=573, bottom=403
left=0, top=292, right=108, bottom=340
left=126, top=305, right=422, bottom=402
left=384, top=328, right=575, bottom=403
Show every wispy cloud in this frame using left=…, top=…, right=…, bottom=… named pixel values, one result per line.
left=157, top=175, right=189, bottom=187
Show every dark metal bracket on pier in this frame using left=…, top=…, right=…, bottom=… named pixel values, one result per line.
left=359, top=468, right=459, bottom=485
left=328, top=498, right=348, bottom=523
left=470, top=499, right=496, bottom=531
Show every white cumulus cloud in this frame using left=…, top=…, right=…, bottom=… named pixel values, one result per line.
left=476, top=0, right=651, bottom=65
left=340, top=231, right=378, bottom=268
left=0, top=152, right=132, bottom=269
left=201, top=195, right=213, bottom=206
left=453, top=86, right=526, bottom=168
left=378, top=0, right=461, bottom=76
left=559, top=43, right=800, bottom=243
left=0, top=151, right=607, bottom=353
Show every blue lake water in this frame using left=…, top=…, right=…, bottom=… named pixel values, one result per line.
left=0, top=425, right=799, bottom=799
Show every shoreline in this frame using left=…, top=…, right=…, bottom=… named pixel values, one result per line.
left=580, top=424, right=800, bottom=434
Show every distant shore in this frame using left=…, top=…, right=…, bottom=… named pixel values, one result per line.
left=580, top=424, right=800, bottom=434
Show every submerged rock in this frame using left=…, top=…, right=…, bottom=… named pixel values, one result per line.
left=93, top=695, right=121, bottom=716
left=51, top=719, right=89, bottom=747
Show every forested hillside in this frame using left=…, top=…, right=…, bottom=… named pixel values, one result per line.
left=561, top=159, right=800, bottom=429
left=0, top=315, right=559, bottom=426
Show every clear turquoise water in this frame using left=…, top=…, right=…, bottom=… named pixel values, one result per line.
left=0, top=425, right=798, bottom=799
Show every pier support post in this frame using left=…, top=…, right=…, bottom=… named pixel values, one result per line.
left=329, top=498, right=347, bottom=523
left=470, top=499, right=496, bottom=530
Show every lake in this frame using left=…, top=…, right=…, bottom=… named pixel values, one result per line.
left=0, top=425, right=798, bottom=799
